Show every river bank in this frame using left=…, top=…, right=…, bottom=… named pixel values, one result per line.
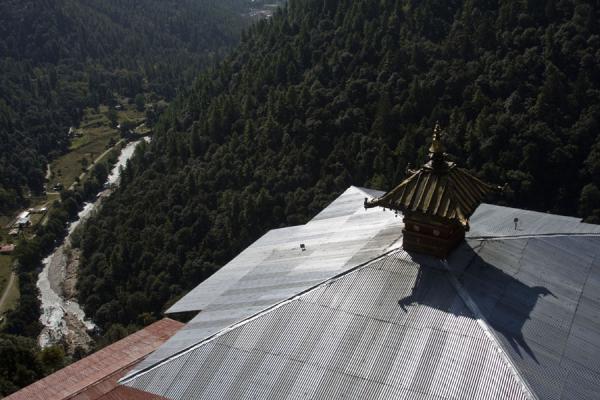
left=37, top=139, right=147, bottom=353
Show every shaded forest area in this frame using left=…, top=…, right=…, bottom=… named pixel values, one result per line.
left=0, top=0, right=249, bottom=212
left=0, top=0, right=254, bottom=394
left=77, top=0, right=600, bottom=347
left=0, top=157, right=112, bottom=395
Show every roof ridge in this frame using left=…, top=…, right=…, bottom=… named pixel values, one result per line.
left=119, top=247, right=401, bottom=385
left=477, top=202, right=597, bottom=222
left=352, top=185, right=383, bottom=198
left=123, top=248, right=542, bottom=399
left=443, top=259, right=539, bottom=400
left=470, top=232, right=600, bottom=240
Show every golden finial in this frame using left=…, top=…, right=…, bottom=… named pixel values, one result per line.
left=429, top=122, right=445, bottom=156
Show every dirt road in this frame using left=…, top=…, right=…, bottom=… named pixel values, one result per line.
left=68, top=139, right=124, bottom=190
left=0, top=270, right=16, bottom=313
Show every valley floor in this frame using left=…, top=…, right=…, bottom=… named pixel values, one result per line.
left=0, top=256, right=18, bottom=316
left=0, top=98, right=147, bottom=320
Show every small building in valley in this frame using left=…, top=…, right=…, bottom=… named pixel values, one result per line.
left=0, top=244, right=15, bottom=254
left=14, top=211, right=30, bottom=228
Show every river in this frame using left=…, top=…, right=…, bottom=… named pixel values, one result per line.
left=37, top=139, right=147, bottom=350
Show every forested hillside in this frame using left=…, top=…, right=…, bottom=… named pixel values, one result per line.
left=0, top=0, right=249, bottom=212
left=79, top=0, right=600, bottom=339
left=0, top=0, right=259, bottom=394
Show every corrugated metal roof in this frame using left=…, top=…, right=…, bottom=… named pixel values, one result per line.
left=468, top=203, right=600, bottom=237
left=120, top=187, right=600, bottom=399
left=123, top=250, right=531, bottom=399
left=366, top=163, right=496, bottom=226
left=68, top=373, right=169, bottom=400
left=5, top=318, right=183, bottom=400
left=449, top=236, right=600, bottom=400
left=131, top=186, right=402, bottom=376
left=354, top=186, right=385, bottom=199
left=167, top=186, right=401, bottom=315
left=95, top=385, right=168, bottom=400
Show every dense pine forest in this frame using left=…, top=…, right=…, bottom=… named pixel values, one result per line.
left=0, top=0, right=259, bottom=394
left=2, top=0, right=600, bottom=396
left=0, top=0, right=249, bottom=212
left=74, top=0, right=600, bottom=345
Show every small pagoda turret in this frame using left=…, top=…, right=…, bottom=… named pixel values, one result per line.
left=365, top=124, right=499, bottom=258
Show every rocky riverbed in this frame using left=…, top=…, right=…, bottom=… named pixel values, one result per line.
left=37, top=139, right=147, bottom=353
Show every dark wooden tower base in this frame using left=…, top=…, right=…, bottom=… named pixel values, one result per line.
left=401, top=214, right=465, bottom=258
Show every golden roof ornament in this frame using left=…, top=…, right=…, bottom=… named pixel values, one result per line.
left=364, top=123, right=501, bottom=258
left=365, top=123, right=495, bottom=225
left=428, top=122, right=448, bottom=170
left=429, top=123, right=445, bottom=156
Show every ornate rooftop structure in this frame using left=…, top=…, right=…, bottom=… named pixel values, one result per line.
left=365, top=124, right=499, bottom=257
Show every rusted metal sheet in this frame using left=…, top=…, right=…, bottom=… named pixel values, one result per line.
left=5, top=318, right=183, bottom=400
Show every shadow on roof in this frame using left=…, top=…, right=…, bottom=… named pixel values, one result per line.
left=402, top=246, right=554, bottom=364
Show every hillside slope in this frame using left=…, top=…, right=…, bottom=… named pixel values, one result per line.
left=0, top=0, right=249, bottom=212
left=78, top=0, right=600, bottom=337
left=0, top=1, right=255, bottom=395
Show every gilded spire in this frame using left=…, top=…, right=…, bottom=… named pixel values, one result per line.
left=428, top=122, right=446, bottom=168
left=429, top=122, right=445, bottom=155
left=364, top=121, right=499, bottom=257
